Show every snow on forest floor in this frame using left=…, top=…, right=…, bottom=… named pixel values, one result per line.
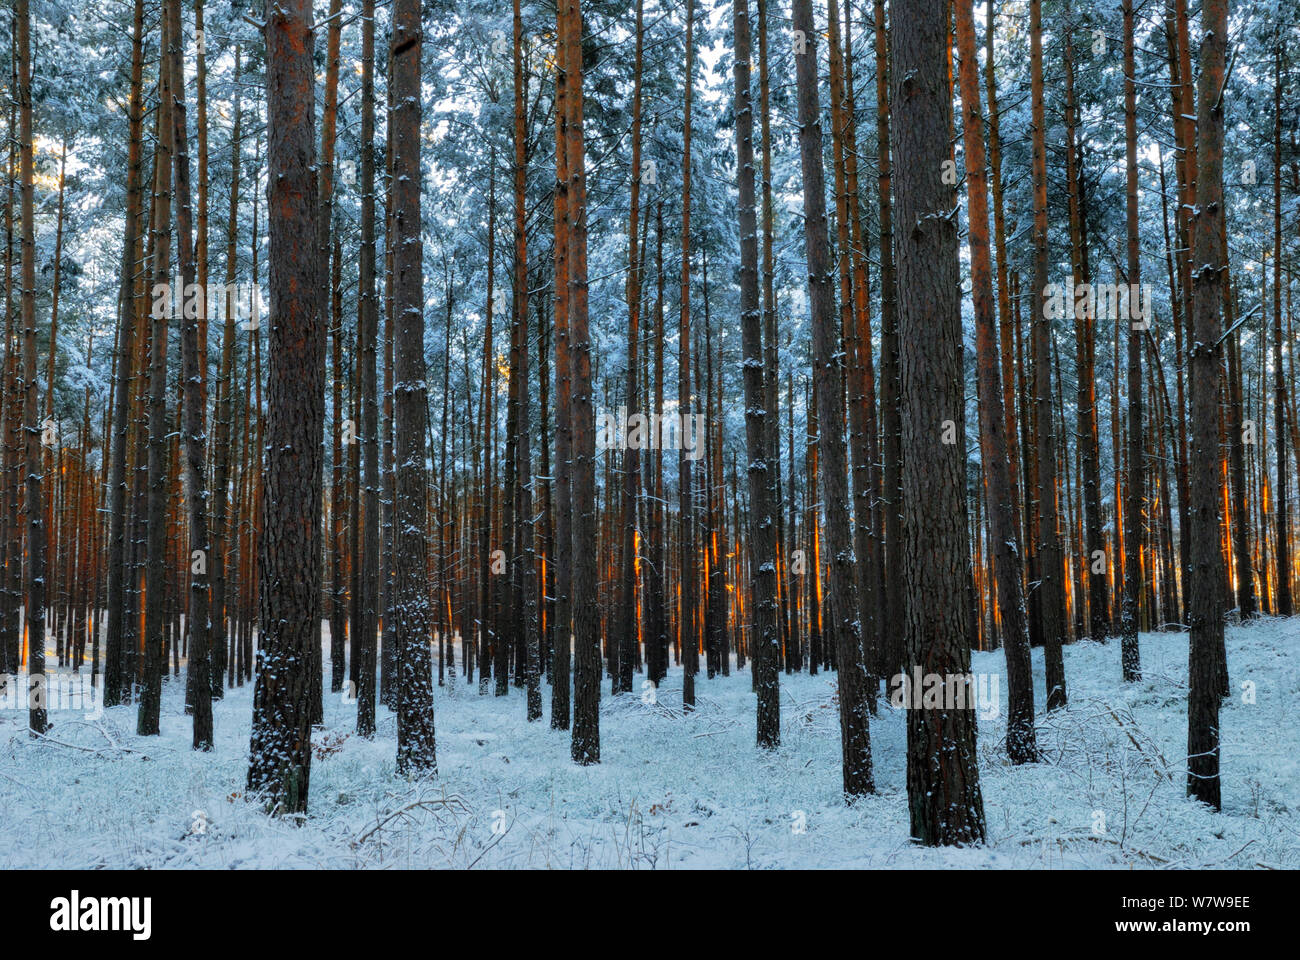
left=1, top=618, right=1297, bottom=869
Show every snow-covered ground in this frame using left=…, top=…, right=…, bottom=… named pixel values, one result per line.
left=1, top=618, right=1296, bottom=869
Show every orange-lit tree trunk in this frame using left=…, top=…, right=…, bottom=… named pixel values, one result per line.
left=955, top=0, right=1037, bottom=763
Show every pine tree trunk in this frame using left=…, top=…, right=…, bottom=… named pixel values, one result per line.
left=16, top=0, right=46, bottom=736
left=354, top=0, right=381, bottom=739
left=550, top=16, right=573, bottom=728
left=246, top=0, right=323, bottom=814
left=894, top=0, right=986, bottom=843
left=955, top=0, right=1037, bottom=764
left=390, top=0, right=437, bottom=776
left=320, top=0, right=345, bottom=698
left=872, top=0, right=904, bottom=681
left=1186, top=0, right=1227, bottom=813
left=104, top=0, right=145, bottom=707
left=138, top=13, right=173, bottom=738
left=1030, top=0, right=1067, bottom=710
left=163, top=0, right=214, bottom=749
left=616, top=0, right=645, bottom=698
left=678, top=0, right=699, bottom=714
left=564, top=0, right=600, bottom=764
left=733, top=0, right=780, bottom=749
left=1271, top=40, right=1290, bottom=616
left=210, top=48, right=241, bottom=703
left=1120, top=0, right=1144, bottom=682
left=512, top=0, right=542, bottom=722
left=792, top=0, right=871, bottom=797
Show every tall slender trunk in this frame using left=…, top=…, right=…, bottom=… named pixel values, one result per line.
left=1186, top=0, right=1227, bottom=813
left=644, top=199, right=667, bottom=689
left=1061, top=6, right=1107, bottom=643
left=138, top=11, right=174, bottom=738
left=391, top=0, right=437, bottom=776
left=104, top=0, right=146, bottom=707
left=1030, top=0, right=1067, bottom=710
left=872, top=0, right=904, bottom=680
left=564, top=0, right=600, bottom=764
left=733, top=0, right=780, bottom=748
left=792, top=0, right=871, bottom=797
left=354, top=0, right=381, bottom=738
left=16, top=0, right=46, bottom=736
left=550, top=15, right=573, bottom=728
left=320, top=0, right=345, bottom=699
left=616, top=0, right=645, bottom=698
left=1272, top=39, right=1291, bottom=616
left=512, top=0, right=542, bottom=722
left=757, top=0, right=788, bottom=677
left=840, top=0, right=881, bottom=688
left=479, top=154, right=496, bottom=696
left=955, top=0, right=1036, bottom=763
left=211, top=48, right=242, bottom=702
left=678, top=0, right=699, bottom=714
left=163, top=0, right=214, bottom=749
left=1120, top=0, right=1143, bottom=682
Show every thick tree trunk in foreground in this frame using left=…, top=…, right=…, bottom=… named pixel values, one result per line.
left=1186, top=0, right=1227, bottom=813
left=247, top=0, right=323, bottom=815
left=894, top=0, right=986, bottom=843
